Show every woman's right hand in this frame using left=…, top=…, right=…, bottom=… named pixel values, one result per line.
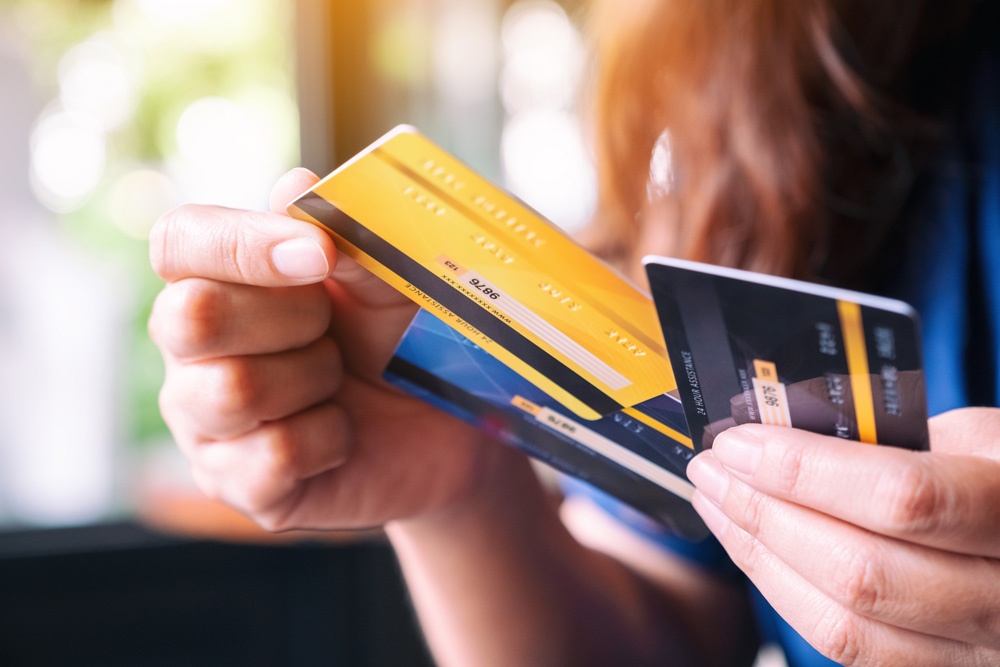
left=148, top=168, right=523, bottom=532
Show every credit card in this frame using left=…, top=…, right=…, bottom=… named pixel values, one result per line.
left=288, top=126, right=676, bottom=420
left=385, top=310, right=708, bottom=539
left=644, top=256, right=930, bottom=451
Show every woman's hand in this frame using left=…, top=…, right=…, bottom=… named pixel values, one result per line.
left=148, top=169, right=520, bottom=532
left=687, top=407, right=1000, bottom=666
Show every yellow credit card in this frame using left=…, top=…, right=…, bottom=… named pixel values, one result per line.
left=288, top=126, right=676, bottom=420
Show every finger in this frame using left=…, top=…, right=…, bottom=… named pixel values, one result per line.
left=324, top=278, right=417, bottom=379
left=270, top=167, right=403, bottom=309
left=150, top=203, right=336, bottom=286
left=690, top=490, right=989, bottom=666
left=162, top=337, right=342, bottom=441
left=929, top=407, right=1000, bottom=460
left=191, top=400, right=352, bottom=531
left=150, top=278, right=331, bottom=361
left=270, top=168, right=321, bottom=214
left=328, top=253, right=413, bottom=309
left=707, top=424, right=1000, bottom=558
left=273, top=170, right=412, bottom=352
left=271, top=170, right=411, bottom=372
left=689, top=453, right=1000, bottom=648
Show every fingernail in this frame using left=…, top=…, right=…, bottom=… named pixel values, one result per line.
left=686, top=454, right=730, bottom=505
left=271, top=238, right=329, bottom=280
left=713, top=428, right=762, bottom=476
left=692, top=491, right=731, bottom=536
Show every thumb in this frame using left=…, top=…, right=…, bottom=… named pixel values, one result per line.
left=270, top=167, right=321, bottom=214
left=281, top=168, right=409, bottom=310
left=150, top=169, right=337, bottom=287
left=275, top=168, right=416, bottom=375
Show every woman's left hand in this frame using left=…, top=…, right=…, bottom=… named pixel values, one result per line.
left=687, top=407, right=1000, bottom=666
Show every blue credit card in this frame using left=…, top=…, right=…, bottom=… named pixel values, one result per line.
left=384, top=310, right=709, bottom=539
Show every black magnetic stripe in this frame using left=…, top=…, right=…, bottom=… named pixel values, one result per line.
left=385, top=356, right=488, bottom=416
left=295, top=192, right=621, bottom=416
left=384, top=355, right=707, bottom=539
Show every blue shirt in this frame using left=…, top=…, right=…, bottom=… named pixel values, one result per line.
left=571, top=40, right=1000, bottom=667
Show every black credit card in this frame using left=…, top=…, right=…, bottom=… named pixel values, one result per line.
left=644, top=256, right=930, bottom=451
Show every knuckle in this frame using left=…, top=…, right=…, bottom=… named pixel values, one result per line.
left=975, top=609, right=1000, bottom=650
left=190, top=468, right=222, bottom=502
left=773, top=442, right=806, bottom=496
left=829, top=544, right=886, bottom=617
left=325, top=404, right=353, bottom=466
left=152, top=280, right=228, bottom=358
left=258, top=426, right=301, bottom=483
left=314, top=337, right=345, bottom=390
left=742, top=487, right=770, bottom=536
left=148, top=207, right=177, bottom=278
left=723, top=497, right=770, bottom=577
left=254, top=505, right=299, bottom=534
left=879, top=461, right=947, bottom=535
left=203, top=358, right=263, bottom=421
left=737, top=531, right=770, bottom=580
left=225, top=470, right=282, bottom=519
left=240, top=478, right=301, bottom=532
left=217, top=216, right=270, bottom=283
left=157, top=383, right=178, bottom=431
left=254, top=514, right=286, bottom=533
left=147, top=292, right=165, bottom=346
left=219, top=223, right=249, bottom=283
left=237, top=485, right=275, bottom=518
left=811, top=605, right=863, bottom=666
left=150, top=204, right=200, bottom=279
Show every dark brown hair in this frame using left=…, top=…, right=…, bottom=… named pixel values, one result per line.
left=585, top=0, right=989, bottom=287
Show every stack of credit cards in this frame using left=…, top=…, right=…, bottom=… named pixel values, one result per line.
left=289, top=126, right=929, bottom=539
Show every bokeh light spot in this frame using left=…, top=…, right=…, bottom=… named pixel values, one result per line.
left=30, top=109, right=107, bottom=212
left=501, top=110, right=595, bottom=232
left=58, top=35, right=138, bottom=131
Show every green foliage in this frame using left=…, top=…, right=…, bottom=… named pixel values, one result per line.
left=8, top=0, right=298, bottom=448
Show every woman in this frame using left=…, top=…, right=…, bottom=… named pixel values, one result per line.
left=148, top=0, right=1000, bottom=664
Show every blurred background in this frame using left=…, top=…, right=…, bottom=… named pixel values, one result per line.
left=0, top=0, right=595, bottom=664
left=0, top=0, right=595, bottom=531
